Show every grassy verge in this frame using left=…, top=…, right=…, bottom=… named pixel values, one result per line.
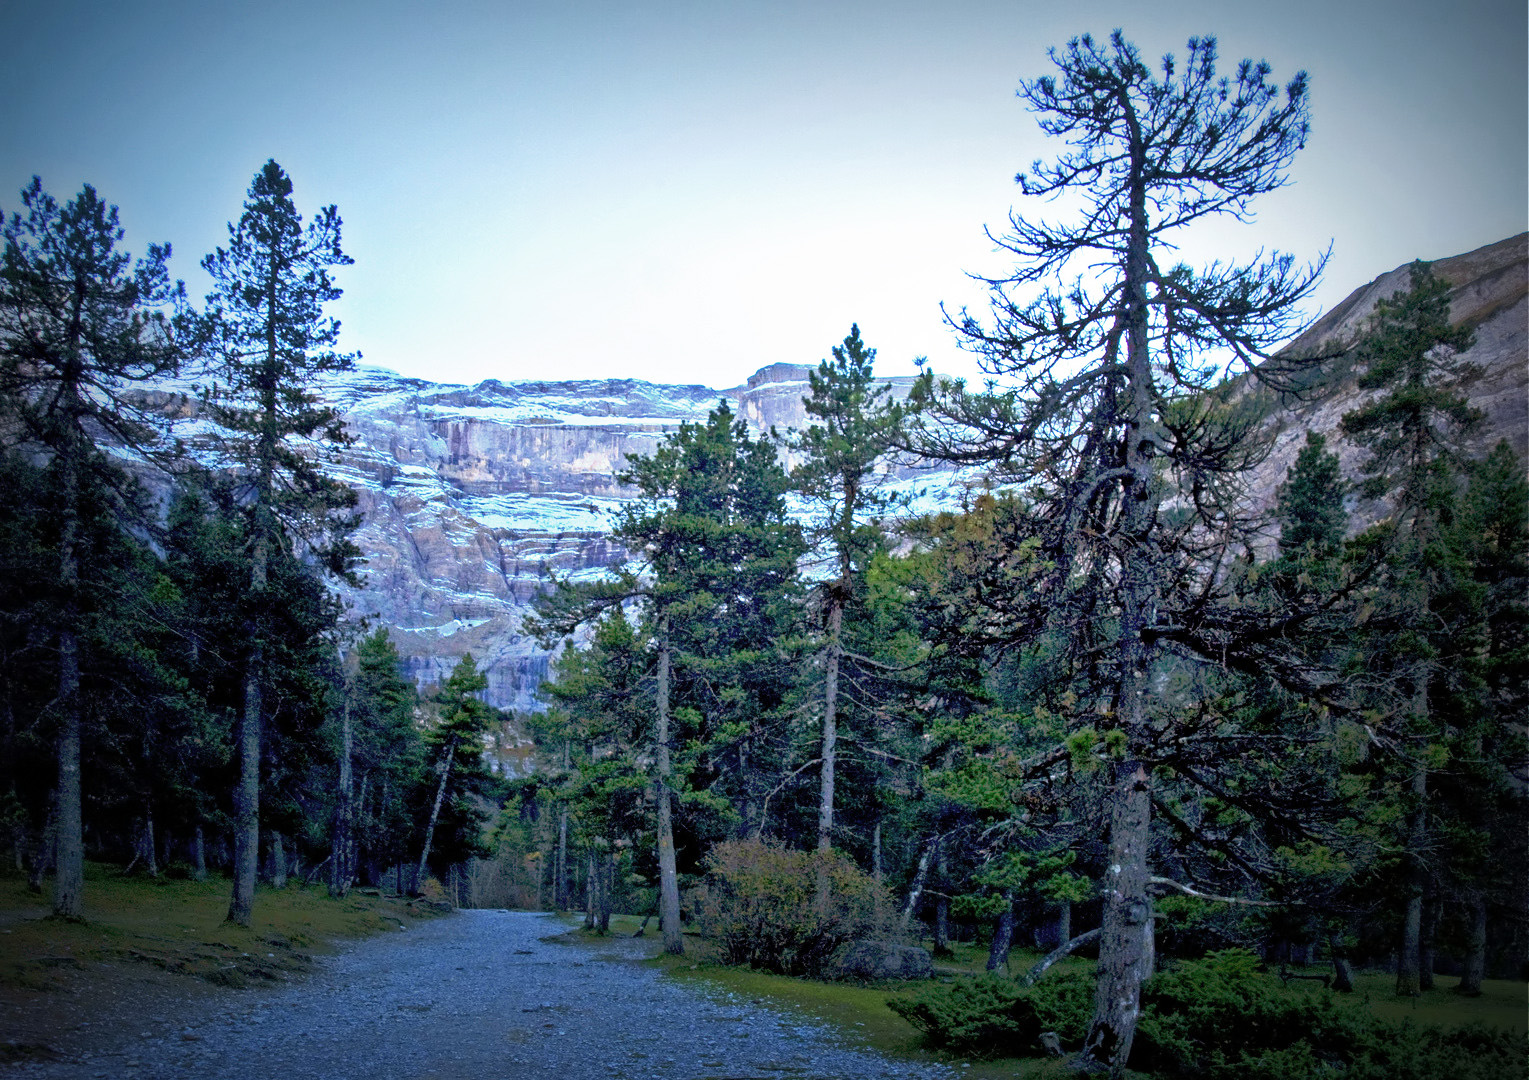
left=561, top=915, right=1072, bottom=1079
left=562, top=916, right=1525, bottom=1078
left=0, top=863, right=445, bottom=991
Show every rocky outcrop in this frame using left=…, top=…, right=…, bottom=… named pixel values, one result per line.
left=830, top=940, right=933, bottom=981
left=1242, top=233, right=1527, bottom=527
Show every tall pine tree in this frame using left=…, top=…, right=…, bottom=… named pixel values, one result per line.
left=910, top=34, right=1326, bottom=1071
left=199, top=160, right=359, bottom=927
left=0, top=179, right=185, bottom=917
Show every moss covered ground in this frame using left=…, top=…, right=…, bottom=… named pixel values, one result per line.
left=567, top=914, right=1526, bottom=1079
left=0, top=862, right=443, bottom=991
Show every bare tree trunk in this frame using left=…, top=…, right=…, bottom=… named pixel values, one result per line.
left=270, top=831, right=287, bottom=889
left=415, top=738, right=457, bottom=893
left=28, top=795, right=56, bottom=894
left=1457, top=895, right=1487, bottom=996
left=228, top=528, right=265, bottom=928
left=597, top=846, right=613, bottom=934
left=192, top=822, right=207, bottom=882
left=872, top=819, right=883, bottom=886
left=331, top=677, right=354, bottom=898
left=987, top=890, right=1016, bottom=971
left=1396, top=762, right=1428, bottom=996
left=143, top=805, right=158, bottom=878
left=583, top=848, right=596, bottom=929
left=655, top=625, right=684, bottom=956
left=933, top=841, right=952, bottom=958
left=815, top=597, right=843, bottom=907
left=899, top=834, right=937, bottom=934
left=1418, top=892, right=1437, bottom=991
left=53, top=441, right=85, bottom=920
left=1078, top=149, right=1159, bottom=1080
left=554, top=741, right=569, bottom=911
left=1023, top=928, right=1102, bottom=987
left=1328, top=933, right=1355, bottom=993
left=1081, top=760, right=1155, bottom=1074
left=1052, top=902, right=1072, bottom=952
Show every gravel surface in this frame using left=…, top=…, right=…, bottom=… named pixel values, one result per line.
left=5, top=910, right=963, bottom=1080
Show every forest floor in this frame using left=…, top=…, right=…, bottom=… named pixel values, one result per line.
left=0, top=875, right=965, bottom=1079
left=1, top=874, right=1522, bottom=1078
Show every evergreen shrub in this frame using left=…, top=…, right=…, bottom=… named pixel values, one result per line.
left=696, top=839, right=888, bottom=976
left=890, top=948, right=1527, bottom=1078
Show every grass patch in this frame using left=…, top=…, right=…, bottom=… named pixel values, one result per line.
left=1278, top=967, right=1527, bottom=1033
left=630, top=927, right=1074, bottom=1080
left=0, top=862, right=444, bottom=990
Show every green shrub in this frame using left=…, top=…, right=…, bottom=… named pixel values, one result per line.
left=891, top=947, right=1528, bottom=1078
left=888, top=969, right=1093, bottom=1058
left=696, top=838, right=888, bottom=977
left=1134, top=948, right=1364, bottom=1076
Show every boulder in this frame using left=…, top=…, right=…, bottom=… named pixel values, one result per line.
left=831, top=940, right=932, bottom=981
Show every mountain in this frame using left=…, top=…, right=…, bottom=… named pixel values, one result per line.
left=316, top=361, right=951, bottom=724
left=1243, top=233, right=1527, bottom=523
left=139, top=236, right=1527, bottom=736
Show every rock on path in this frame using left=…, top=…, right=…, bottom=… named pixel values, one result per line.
left=6, top=911, right=961, bottom=1080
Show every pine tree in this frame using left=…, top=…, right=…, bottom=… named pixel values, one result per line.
left=415, top=653, right=493, bottom=890
left=616, top=402, right=804, bottom=953
left=1340, top=261, right=1482, bottom=996
left=0, top=179, right=185, bottom=917
left=785, top=325, right=909, bottom=878
left=198, top=160, right=360, bottom=927
left=910, top=33, right=1325, bottom=1072
left=333, top=628, right=421, bottom=896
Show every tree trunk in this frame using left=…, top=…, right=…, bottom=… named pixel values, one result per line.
left=1328, top=934, right=1355, bottom=993
left=1024, top=928, right=1102, bottom=987
left=1080, top=760, right=1155, bottom=1075
left=899, top=834, right=937, bottom=933
left=872, top=819, right=883, bottom=886
left=415, top=737, right=457, bottom=892
left=655, top=625, right=684, bottom=956
left=270, top=831, right=287, bottom=889
left=1078, top=165, right=1160, bottom=1077
left=932, top=841, right=952, bottom=958
left=228, top=523, right=268, bottom=927
left=331, top=679, right=354, bottom=898
left=598, top=846, right=613, bottom=934
left=1396, top=763, right=1428, bottom=996
left=192, top=822, right=207, bottom=882
left=1051, top=902, right=1073, bottom=952
left=583, top=848, right=596, bottom=929
left=1457, top=894, right=1487, bottom=996
left=987, top=891, right=1016, bottom=971
left=28, top=796, right=55, bottom=894
left=815, top=597, right=843, bottom=906
left=554, top=740, right=569, bottom=911
left=1418, top=892, right=1437, bottom=991
left=143, top=805, right=158, bottom=878
left=52, top=435, right=85, bottom=921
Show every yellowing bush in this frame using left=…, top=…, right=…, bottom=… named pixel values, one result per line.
left=697, top=839, right=889, bottom=977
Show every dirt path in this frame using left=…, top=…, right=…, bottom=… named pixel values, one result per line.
left=3, top=910, right=959, bottom=1079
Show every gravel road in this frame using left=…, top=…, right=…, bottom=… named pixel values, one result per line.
left=5, top=910, right=963, bottom=1080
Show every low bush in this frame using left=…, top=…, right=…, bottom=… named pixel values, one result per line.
left=696, top=838, right=888, bottom=977
left=888, top=969, right=1093, bottom=1057
left=890, top=947, right=1528, bottom=1078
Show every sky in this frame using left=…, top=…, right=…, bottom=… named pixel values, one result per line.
left=1, top=1, right=1524, bottom=390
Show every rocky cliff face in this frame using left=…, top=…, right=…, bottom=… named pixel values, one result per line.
left=144, top=236, right=1526, bottom=731
left=317, top=363, right=965, bottom=720
left=1243, top=233, right=1527, bottom=526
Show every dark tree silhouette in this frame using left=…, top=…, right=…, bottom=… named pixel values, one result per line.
left=911, top=32, right=1327, bottom=1073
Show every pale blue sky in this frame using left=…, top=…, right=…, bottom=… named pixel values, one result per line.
left=1, top=1, right=1523, bottom=388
